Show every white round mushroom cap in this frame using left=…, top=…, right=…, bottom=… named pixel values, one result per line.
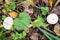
left=47, top=14, right=58, bottom=24
left=3, top=17, right=13, bottom=29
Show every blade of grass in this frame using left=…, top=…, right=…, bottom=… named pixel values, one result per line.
left=44, top=28, right=55, bottom=34
left=38, top=27, right=53, bottom=40
left=37, top=27, right=60, bottom=40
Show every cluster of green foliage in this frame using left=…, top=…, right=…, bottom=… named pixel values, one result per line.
left=14, top=12, right=31, bottom=30
left=40, top=7, right=49, bottom=15
left=11, top=32, right=26, bottom=40
left=0, top=31, right=7, bottom=40
left=33, top=16, right=46, bottom=28
left=4, top=4, right=16, bottom=11
left=19, top=0, right=25, bottom=2
left=0, top=24, right=3, bottom=28
left=2, top=15, right=6, bottom=20
left=4, top=0, right=16, bottom=11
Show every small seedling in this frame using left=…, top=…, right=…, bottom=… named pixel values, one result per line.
left=11, top=32, right=26, bottom=40
left=2, top=15, right=6, bottom=20
left=40, top=7, right=49, bottom=16
left=4, top=0, right=16, bottom=11
left=33, top=16, right=46, bottom=28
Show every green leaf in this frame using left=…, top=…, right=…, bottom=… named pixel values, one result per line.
left=0, top=24, right=3, bottom=28
left=14, top=12, right=31, bottom=30
left=9, top=0, right=15, bottom=3
left=4, top=0, right=16, bottom=11
left=4, top=4, right=10, bottom=11
left=0, top=31, right=7, bottom=40
left=19, top=32, right=26, bottom=39
left=40, top=7, right=49, bottom=15
left=11, top=32, right=20, bottom=40
left=11, top=32, right=26, bottom=40
left=10, top=3, right=16, bottom=10
left=33, top=16, right=46, bottom=28
left=19, top=0, right=25, bottom=2
left=2, top=15, right=6, bottom=20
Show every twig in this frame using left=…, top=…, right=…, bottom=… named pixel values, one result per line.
left=54, top=0, right=60, bottom=6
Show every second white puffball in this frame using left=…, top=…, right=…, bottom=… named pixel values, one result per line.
left=47, top=14, right=58, bottom=24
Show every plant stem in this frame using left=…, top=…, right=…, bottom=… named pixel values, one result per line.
left=37, top=27, right=60, bottom=40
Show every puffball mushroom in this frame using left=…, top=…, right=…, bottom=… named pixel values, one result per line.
left=3, top=17, right=13, bottom=29
left=47, top=14, right=58, bottom=24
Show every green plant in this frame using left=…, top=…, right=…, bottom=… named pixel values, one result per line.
left=14, top=12, right=31, bottom=30
left=4, top=3, right=16, bottom=11
left=0, top=31, right=7, bottom=40
left=19, top=0, right=25, bottom=2
left=0, top=24, right=3, bottom=28
left=9, top=0, right=15, bottom=3
left=33, top=16, right=46, bottom=28
left=33, top=5, right=49, bottom=16
left=10, top=3, right=16, bottom=10
left=38, top=27, right=60, bottom=40
left=19, top=32, right=26, bottom=39
left=2, top=15, right=6, bottom=20
left=4, top=4, right=10, bottom=11
left=11, top=32, right=26, bottom=40
left=3, top=0, right=16, bottom=11
left=40, top=7, right=49, bottom=16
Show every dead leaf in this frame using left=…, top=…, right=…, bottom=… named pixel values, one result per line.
left=2, top=9, right=7, bottom=15
left=30, top=33, right=39, bottom=40
left=9, top=11, right=18, bottom=18
left=49, top=0, right=54, bottom=7
left=54, top=23, right=60, bottom=36
left=33, top=0, right=39, bottom=4
left=53, top=6, right=60, bottom=15
left=22, top=1, right=30, bottom=8
left=24, top=30, right=30, bottom=33
left=26, top=0, right=34, bottom=5
left=24, top=7, right=33, bottom=14
left=5, top=0, right=9, bottom=4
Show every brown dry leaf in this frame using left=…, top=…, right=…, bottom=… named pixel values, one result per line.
left=5, top=0, right=9, bottom=4
left=24, top=30, right=30, bottom=33
left=2, top=9, right=7, bottom=15
left=9, top=11, right=18, bottom=18
left=53, top=6, right=60, bottom=15
left=43, top=0, right=49, bottom=5
left=30, top=33, right=39, bottom=40
left=24, top=7, right=33, bottom=14
left=54, top=23, right=60, bottom=36
left=49, top=0, right=54, bottom=7
left=22, top=1, right=29, bottom=8
left=22, top=1, right=34, bottom=14
left=33, top=0, right=39, bottom=4
left=26, top=0, right=34, bottom=5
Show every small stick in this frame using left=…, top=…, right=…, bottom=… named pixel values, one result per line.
left=54, top=0, right=60, bottom=6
